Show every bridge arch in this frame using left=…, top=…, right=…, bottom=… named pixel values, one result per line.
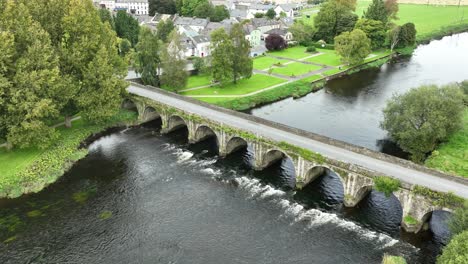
left=122, top=98, right=138, bottom=112
left=191, top=125, right=219, bottom=146
left=142, top=106, right=160, bottom=122
left=222, top=136, right=248, bottom=156
left=164, top=115, right=188, bottom=133
left=300, top=165, right=345, bottom=205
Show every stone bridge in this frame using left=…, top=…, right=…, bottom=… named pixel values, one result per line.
left=123, top=82, right=468, bottom=233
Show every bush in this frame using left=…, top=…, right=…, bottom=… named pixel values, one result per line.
left=437, top=230, right=468, bottom=264
left=374, top=176, right=400, bottom=196
left=382, top=254, right=407, bottom=264
left=306, top=46, right=317, bottom=52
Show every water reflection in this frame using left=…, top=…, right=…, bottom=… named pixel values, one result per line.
left=249, top=33, right=468, bottom=154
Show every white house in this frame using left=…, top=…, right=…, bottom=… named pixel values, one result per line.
left=247, top=4, right=275, bottom=19
left=174, top=16, right=209, bottom=33
left=99, top=0, right=149, bottom=15
left=274, top=4, right=295, bottom=18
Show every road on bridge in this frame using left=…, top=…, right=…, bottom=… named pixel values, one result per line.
left=128, top=84, right=468, bottom=199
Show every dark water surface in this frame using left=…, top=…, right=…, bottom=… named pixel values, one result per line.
left=249, top=33, right=468, bottom=156
left=0, top=124, right=450, bottom=263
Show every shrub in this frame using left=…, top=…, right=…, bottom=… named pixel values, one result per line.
left=382, top=254, right=407, bottom=264
left=437, top=231, right=468, bottom=264
left=373, top=176, right=400, bottom=196
left=306, top=46, right=317, bottom=52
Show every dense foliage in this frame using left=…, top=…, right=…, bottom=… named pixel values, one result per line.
left=314, top=0, right=358, bottom=42
left=0, top=0, right=127, bottom=149
left=355, top=19, right=386, bottom=50
left=149, top=0, right=177, bottom=15
left=448, top=201, right=468, bottom=236
left=134, top=27, right=161, bottom=86
left=334, top=29, right=371, bottom=65
left=266, top=9, right=276, bottom=19
left=114, top=10, right=140, bottom=47
left=381, top=84, right=465, bottom=162
left=437, top=230, right=468, bottom=264
left=160, top=31, right=188, bottom=91
left=289, top=21, right=316, bottom=46
left=156, top=19, right=175, bottom=42
left=210, top=27, right=252, bottom=86
left=265, top=34, right=288, bottom=51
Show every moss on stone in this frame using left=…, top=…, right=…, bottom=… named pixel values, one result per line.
left=374, top=176, right=401, bottom=197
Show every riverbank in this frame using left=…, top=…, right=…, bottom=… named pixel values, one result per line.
left=202, top=53, right=392, bottom=111
left=0, top=110, right=137, bottom=199
left=426, top=109, right=468, bottom=177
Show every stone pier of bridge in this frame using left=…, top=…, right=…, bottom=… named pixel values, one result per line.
left=124, top=96, right=461, bottom=234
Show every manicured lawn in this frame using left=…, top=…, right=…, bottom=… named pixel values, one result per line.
left=186, top=74, right=212, bottom=89
left=0, top=148, right=42, bottom=180
left=301, top=74, right=323, bottom=82
left=306, top=51, right=342, bottom=66
left=272, top=62, right=322, bottom=77
left=253, top=56, right=288, bottom=70
left=268, top=46, right=311, bottom=60
left=181, top=74, right=287, bottom=96
left=322, top=68, right=347, bottom=76
left=426, top=109, right=468, bottom=177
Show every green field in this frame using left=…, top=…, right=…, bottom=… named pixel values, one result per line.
left=299, top=1, right=468, bottom=39
left=253, top=56, right=288, bottom=70
left=306, top=50, right=342, bottom=66
left=181, top=74, right=287, bottom=96
left=268, top=46, right=312, bottom=59
left=272, top=62, right=322, bottom=76
left=426, top=109, right=468, bottom=177
left=186, top=74, right=212, bottom=88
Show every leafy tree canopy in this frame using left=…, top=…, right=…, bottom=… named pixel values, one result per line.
left=314, top=0, right=358, bottom=42
left=355, top=18, right=386, bottom=50
left=266, top=8, right=276, bottom=19
left=114, top=10, right=140, bottom=47
left=149, top=0, right=177, bottom=16
left=437, top=230, right=468, bottom=264
left=156, top=19, right=175, bottom=42
left=265, top=34, right=288, bottom=51
left=364, top=0, right=389, bottom=25
left=160, top=31, right=188, bottom=91
left=381, top=84, right=465, bottom=162
left=334, top=29, right=371, bottom=65
left=134, top=27, right=161, bottom=86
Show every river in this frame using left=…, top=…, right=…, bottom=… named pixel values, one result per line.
left=2, top=34, right=466, bottom=263
left=0, top=123, right=451, bottom=263
left=249, top=33, right=468, bottom=157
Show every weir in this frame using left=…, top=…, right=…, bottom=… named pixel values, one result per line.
left=124, top=82, right=468, bottom=233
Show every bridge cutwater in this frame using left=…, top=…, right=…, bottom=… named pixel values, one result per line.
left=125, top=81, right=468, bottom=233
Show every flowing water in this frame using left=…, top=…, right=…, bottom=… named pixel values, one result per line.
left=0, top=123, right=451, bottom=263
left=249, top=33, right=468, bottom=157
left=2, top=34, right=466, bottom=264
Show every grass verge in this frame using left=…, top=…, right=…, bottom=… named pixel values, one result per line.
left=0, top=109, right=137, bottom=198
left=425, top=109, right=468, bottom=178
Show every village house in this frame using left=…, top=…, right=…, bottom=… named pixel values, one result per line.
left=99, top=0, right=149, bottom=15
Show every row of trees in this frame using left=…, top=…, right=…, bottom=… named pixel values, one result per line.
left=0, top=0, right=127, bottom=149
left=149, top=0, right=229, bottom=22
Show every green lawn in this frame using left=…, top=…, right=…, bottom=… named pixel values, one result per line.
left=272, top=62, right=322, bottom=77
left=0, top=147, right=42, bottom=180
left=253, top=56, right=288, bottom=70
left=301, top=74, right=323, bottom=82
left=426, top=109, right=468, bottom=177
left=186, top=74, right=212, bottom=89
left=268, top=46, right=311, bottom=60
left=306, top=51, right=343, bottom=66
left=181, top=74, right=287, bottom=96
left=300, top=1, right=468, bottom=39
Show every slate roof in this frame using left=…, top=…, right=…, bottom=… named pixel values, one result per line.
left=174, top=16, right=209, bottom=28
left=251, top=18, right=280, bottom=28
left=265, top=28, right=288, bottom=36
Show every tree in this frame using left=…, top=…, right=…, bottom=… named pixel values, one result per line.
left=230, top=23, right=253, bottom=84
left=355, top=19, right=386, bottom=50
left=398, top=22, right=416, bottom=48
left=461, top=80, right=468, bottom=105
left=254, top=13, right=265, bottom=18
left=210, top=28, right=234, bottom=86
left=364, top=0, right=389, bottom=25
left=381, top=84, right=465, bottom=162
left=114, top=10, right=140, bottom=47
left=134, top=27, right=161, bottom=86
left=118, top=38, right=132, bottom=56
left=193, top=2, right=213, bottom=18
left=335, top=0, right=357, bottom=11
left=265, top=34, right=287, bottom=51
left=314, top=0, right=358, bottom=42
left=160, top=31, right=188, bottom=91
left=193, top=57, right=210, bottom=75
left=179, top=0, right=209, bottom=16
left=448, top=201, right=468, bottom=236
left=437, top=231, right=468, bottom=264
left=149, top=0, right=177, bottom=16
left=210, top=5, right=230, bottom=22
left=18, top=0, right=128, bottom=130
left=334, top=29, right=371, bottom=65
left=389, top=25, right=401, bottom=51
left=384, top=0, right=399, bottom=20
left=266, top=8, right=276, bottom=19
left=0, top=2, right=65, bottom=149
left=289, top=20, right=316, bottom=46
left=98, top=8, right=114, bottom=29
left=156, top=19, right=175, bottom=42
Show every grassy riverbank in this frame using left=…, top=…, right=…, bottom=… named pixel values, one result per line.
left=425, top=109, right=468, bottom=177
left=0, top=110, right=137, bottom=199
